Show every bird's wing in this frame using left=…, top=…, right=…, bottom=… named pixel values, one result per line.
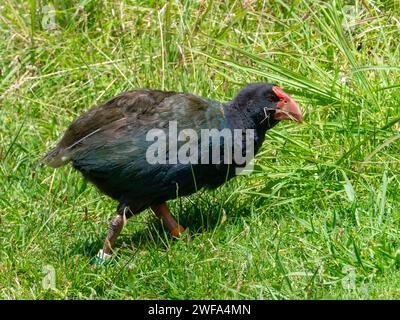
left=42, top=89, right=177, bottom=167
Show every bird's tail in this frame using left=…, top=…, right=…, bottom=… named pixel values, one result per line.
left=41, top=146, right=71, bottom=168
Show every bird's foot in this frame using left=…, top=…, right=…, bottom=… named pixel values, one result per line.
left=171, top=226, right=191, bottom=242
left=93, top=249, right=112, bottom=267
left=171, top=224, right=185, bottom=238
left=151, top=203, right=191, bottom=241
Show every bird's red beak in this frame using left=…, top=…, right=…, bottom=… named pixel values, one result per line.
left=272, top=86, right=303, bottom=123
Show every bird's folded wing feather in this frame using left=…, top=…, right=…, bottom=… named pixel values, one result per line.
left=43, top=89, right=225, bottom=170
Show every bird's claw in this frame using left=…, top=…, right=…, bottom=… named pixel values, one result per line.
left=172, top=227, right=192, bottom=242
left=93, top=249, right=112, bottom=267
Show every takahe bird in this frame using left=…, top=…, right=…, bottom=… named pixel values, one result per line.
left=43, top=83, right=302, bottom=260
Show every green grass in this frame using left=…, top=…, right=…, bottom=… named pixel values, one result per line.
left=1, top=0, right=399, bottom=299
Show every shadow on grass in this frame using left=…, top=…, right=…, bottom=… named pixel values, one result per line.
left=122, top=188, right=256, bottom=250
left=70, top=184, right=257, bottom=259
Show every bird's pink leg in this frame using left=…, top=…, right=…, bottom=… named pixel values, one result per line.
left=102, top=214, right=124, bottom=255
left=151, top=203, right=185, bottom=238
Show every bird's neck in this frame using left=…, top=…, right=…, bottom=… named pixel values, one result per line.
left=223, top=102, right=277, bottom=149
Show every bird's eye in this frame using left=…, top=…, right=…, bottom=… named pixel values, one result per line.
left=265, top=94, right=276, bottom=102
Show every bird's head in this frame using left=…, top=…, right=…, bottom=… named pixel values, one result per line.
left=230, top=83, right=303, bottom=128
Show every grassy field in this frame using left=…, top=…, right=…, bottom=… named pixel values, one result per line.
left=1, top=0, right=399, bottom=299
